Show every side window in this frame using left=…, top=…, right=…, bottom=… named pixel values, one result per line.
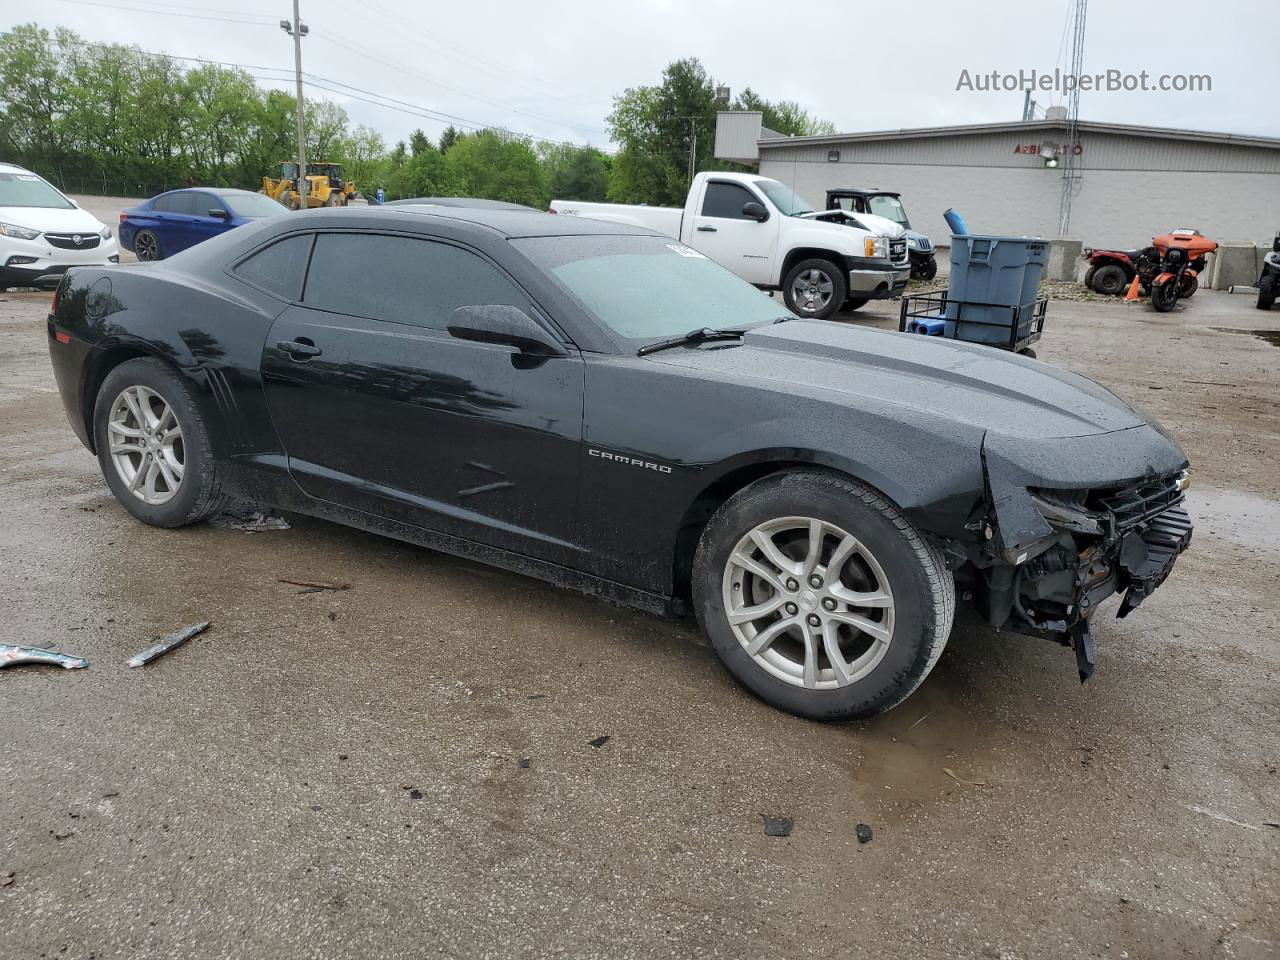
left=166, top=192, right=198, bottom=216
left=303, top=234, right=527, bottom=331
left=196, top=192, right=225, bottom=217
left=701, top=182, right=757, bottom=220
left=152, top=193, right=177, bottom=213
left=233, top=234, right=313, bottom=301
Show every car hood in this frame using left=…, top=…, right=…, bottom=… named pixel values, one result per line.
left=0, top=205, right=107, bottom=234
left=649, top=319, right=1149, bottom=440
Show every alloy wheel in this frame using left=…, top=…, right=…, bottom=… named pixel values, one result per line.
left=107, top=385, right=185, bottom=504
left=790, top=268, right=834, bottom=315
left=134, top=232, right=159, bottom=261
left=722, top=516, right=896, bottom=690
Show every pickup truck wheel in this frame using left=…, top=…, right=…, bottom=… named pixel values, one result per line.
left=93, top=358, right=227, bottom=528
left=692, top=470, right=955, bottom=720
left=784, top=259, right=847, bottom=321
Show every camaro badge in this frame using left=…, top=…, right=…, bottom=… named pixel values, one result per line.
left=588, top=448, right=672, bottom=474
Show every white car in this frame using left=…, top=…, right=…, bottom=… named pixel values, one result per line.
left=0, top=163, right=120, bottom=290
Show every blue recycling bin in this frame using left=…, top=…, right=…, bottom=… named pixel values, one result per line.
left=944, top=235, right=1048, bottom=346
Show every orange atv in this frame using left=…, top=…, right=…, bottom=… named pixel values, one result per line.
left=1149, top=229, right=1216, bottom=312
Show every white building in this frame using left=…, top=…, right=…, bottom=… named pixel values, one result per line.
left=714, top=112, right=1280, bottom=248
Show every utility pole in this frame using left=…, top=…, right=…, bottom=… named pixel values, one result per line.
left=280, top=3, right=309, bottom=209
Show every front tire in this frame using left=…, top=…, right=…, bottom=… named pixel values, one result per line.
left=692, top=471, right=955, bottom=720
left=93, top=358, right=227, bottom=528
left=783, top=259, right=847, bottom=321
left=912, top=256, right=938, bottom=281
left=1151, top=281, right=1179, bottom=313
left=1258, top=275, right=1276, bottom=310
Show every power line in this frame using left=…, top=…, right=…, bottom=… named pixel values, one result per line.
left=313, top=0, right=602, bottom=110
left=46, top=35, right=610, bottom=150
left=309, top=29, right=608, bottom=138
left=47, top=0, right=274, bottom=27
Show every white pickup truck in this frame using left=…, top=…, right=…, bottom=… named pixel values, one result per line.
left=550, top=171, right=909, bottom=320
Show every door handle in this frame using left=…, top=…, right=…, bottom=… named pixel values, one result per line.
left=277, top=338, right=322, bottom=358
left=696, top=225, right=717, bottom=232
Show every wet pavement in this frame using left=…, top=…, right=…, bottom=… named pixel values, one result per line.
left=1, top=285, right=1277, bottom=959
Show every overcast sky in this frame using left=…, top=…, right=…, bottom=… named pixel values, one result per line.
left=5, top=0, right=1273, bottom=150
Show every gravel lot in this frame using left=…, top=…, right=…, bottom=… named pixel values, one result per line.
left=1, top=281, right=1277, bottom=960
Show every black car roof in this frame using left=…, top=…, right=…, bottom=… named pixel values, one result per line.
left=383, top=196, right=536, bottom=211
left=377, top=206, right=659, bottom=239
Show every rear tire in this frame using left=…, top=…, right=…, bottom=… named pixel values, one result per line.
left=1093, top=264, right=1128, bottom=296
left=132, top=229, right=163, bottom=262
left=93, top=358, right=227, bottom=528
left=692, top=470, right=955, bottom=720
left=913, top=257, right=938, bottom=281
left=783, top=259, right=847, bottom=321
left=1259, top=275, right=1276, bottom=310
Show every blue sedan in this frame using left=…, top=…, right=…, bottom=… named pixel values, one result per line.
left=119, top=188, right=287, bottom=261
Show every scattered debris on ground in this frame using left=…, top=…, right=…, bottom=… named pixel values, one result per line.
left=1, top=872, right=14, bottom=886
left=589, top=735, right=610, bottom=748
left=126, top=621, right=211, bottom=668
left=517, top=758, right=531, bottom=769
left=1, top=644, right=88, bottom=670
left=277, top=578, right=351, bottom=592
left=211, top=504, right=291, bottom=533
left=1186, top=805, right=1264, bottom=832
left=856, top=823, right=874, bottom=844
left=943, top=767, right=987, bottom=787
left=763, top=816, right=793, bottom=837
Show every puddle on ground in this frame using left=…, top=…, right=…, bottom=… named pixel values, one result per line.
left=1187, top=488, right=1280, bottom=559
left=1210, top=327, right=1280, bottom=347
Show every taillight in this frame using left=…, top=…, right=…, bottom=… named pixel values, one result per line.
left=54, top=331, right=71, bottom=344
left=118, top=212, right=127, bottom=223
left=50, top=286, right=60, bottom=315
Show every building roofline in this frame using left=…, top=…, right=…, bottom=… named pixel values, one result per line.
left=758, top=118, right=1280, bottom=151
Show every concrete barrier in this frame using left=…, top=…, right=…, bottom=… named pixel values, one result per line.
left=1207, top=245, right=1268, bottom=290
left=1045, top=239, right=1083, bottom=282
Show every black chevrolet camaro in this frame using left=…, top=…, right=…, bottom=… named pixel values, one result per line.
left=47, top=206, right=1192, bottom=719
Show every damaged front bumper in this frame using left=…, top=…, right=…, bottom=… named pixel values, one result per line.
left=969, top=427, right=1193, bottom=681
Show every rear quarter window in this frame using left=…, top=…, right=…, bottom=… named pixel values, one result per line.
left=233, top=234, right=313, bottom=301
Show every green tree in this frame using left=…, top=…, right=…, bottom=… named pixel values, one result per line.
left=444, top=130, right=547, bottom=207
left=733, top=87, right=836, bottom=136
left=538, top=143, right=610, bottom=201
left=606, top=57, right=718, bottom=205
left=438, top=125, right=460, bottom=152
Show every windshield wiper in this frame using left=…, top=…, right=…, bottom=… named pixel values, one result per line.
left=636, top=327, right=746, bottom=356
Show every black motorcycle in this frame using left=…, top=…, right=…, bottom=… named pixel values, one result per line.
left=1257, top=230, right=1280, bottom=311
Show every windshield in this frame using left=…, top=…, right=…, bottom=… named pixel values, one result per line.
left=867, top=195, right=910, bottom=228
left=513, top=235, right=790, bottom=346
left=754, top=180, right=815, bottom=217
left=0, top=171, right=75, bottom=209
left=224, top=193, right=287, bottom=219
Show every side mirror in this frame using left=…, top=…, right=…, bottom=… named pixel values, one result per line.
left=209, top=208, right=231, bottom=219
left=447, top=304, right=568, bottom=357
left=742, top=201, right=768, bottom=222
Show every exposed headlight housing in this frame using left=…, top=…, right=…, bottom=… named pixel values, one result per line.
left=1030, top=490, right=1103, bottom=535
left=0, top=221, right=42, bottom=241
left=863, top=235, right=889, bottom=259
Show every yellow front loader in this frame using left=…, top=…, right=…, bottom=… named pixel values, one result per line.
left=261, top=162, right=357, bottom=209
